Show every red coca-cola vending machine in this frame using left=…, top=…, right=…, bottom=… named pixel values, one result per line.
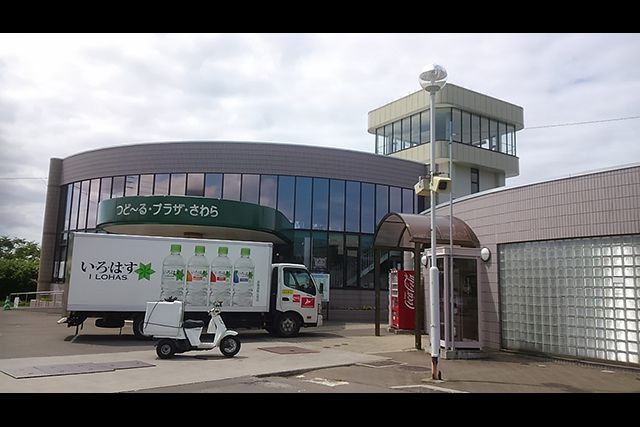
left=390, top=269, right=415, bottom=330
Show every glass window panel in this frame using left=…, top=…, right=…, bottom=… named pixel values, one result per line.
left=111, top=176, right=125, bottom=198
left=471, top=169, right=479, bottom=194
left=392, top=121, right=401, bottom=153
left=153, top=174, right=169, bottom=195
left=329, top=179, right=345, bottom=232
left=461, top=111, right=471, bottom=144
left=256, top=174, right=277, bottom=208
left=169, top=173, right=186, bottom=196
left=77, top=180, right=90, bottom=230
left=345, top=181, right=360, bottom=233
left=480, top=117, right=489, bottom=149
left=241, top=174, right=259, bottom=204
left=375, top=128, right=384, bottom=154
left=277, top=176, right=295, bottom=222
left=402, top=188, right=414, bottom=214
left=328, top=233, right=344, bottom=289
left=360, top=183, right=375, bottom=234
left=292, top=230, right=311, bottom=268
left=420, top=111, right=430, bottom=144
left=489, top=120, right=499, bottom=151
left=384, top=125, right=392, bottom=155
left=63, top=185, right=73, bottom=231
left=410, top=114, right=420, bottom=146
left=311, top=231, right=328, bottom=273
left=99, top=177, right=112, bottom=202
left=312, top=178, right=329, bottom=230
left=86, top=178, right=100, bottom=229
left=499, top=122, right=508, bottom=154
left=204, top=173, right=223, bottom=199
left=452, top=109, right=462, bottom=143
left=125, top=175, right=138, bottom=196
left=375, top=184, right=388, bottom=226
left=186, top=173, right=205, bottom=197
left=360, top=235, right=374, bottom=289
left=507, top=124, right=516, bottom=155
left=401, top=117, right=411, bottom=150
left=435, top=108, right=450, bottom=141
left=471, top=114, right=481, bottom=146
left=294, top=177, right=312, bottom=229
left=389, top=186, right=402, bottom=213
left=222, top=173, right=241, bottom=200
left=139, top=174, right=154, bottom=196
left=345, top=234, right=359, bottom=288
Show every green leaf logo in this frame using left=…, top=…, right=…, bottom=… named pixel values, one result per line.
left=135, top=262, right=155, bottom=280
left=175, top=269, right=184, bottom=281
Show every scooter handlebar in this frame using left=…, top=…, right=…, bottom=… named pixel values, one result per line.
left=209, top=300, right=223, bottom=314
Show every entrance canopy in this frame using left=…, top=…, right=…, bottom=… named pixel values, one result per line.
left=373, top=212, right=479, bottom=250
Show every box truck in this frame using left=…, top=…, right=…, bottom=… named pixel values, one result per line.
left=59, top=232, right=322, bottom=338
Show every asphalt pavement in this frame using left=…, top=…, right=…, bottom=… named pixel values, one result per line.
left=1, top=308, right=639, bottom=393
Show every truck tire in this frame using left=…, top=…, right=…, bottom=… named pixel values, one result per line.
left=220, top=336, right=241, bottom=357
left=132, top=315, right=150, bottom=340
left=156, top=339, right=177, bottom=359
left=276, top=313, right=301, bottom=338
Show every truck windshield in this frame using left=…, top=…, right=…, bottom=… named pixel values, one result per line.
left=283, top=268, right=317, bottom=296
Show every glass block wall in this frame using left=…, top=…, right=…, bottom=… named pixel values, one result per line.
left=499, top=235, right=640, bottom=365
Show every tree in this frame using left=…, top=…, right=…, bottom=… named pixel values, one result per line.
left=0, top=236, right=40, bottom=300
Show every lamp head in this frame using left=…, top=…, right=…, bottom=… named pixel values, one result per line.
left=419, top=63, right=447, bottom=93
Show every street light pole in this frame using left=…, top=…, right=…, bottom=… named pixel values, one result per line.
left=419, top=63, right=447, bottom=380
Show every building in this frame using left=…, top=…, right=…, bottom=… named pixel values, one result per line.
left=38, top=141, right=431, bottom=312
left=368, top=83, right=524, bottom=202
left=441, top=164, right=640, bottom=366
left=37, top=80, right=639, bottom=367
left=367, top=85, right=639, bottom=367
left=38, top=83, right=525, bottom=316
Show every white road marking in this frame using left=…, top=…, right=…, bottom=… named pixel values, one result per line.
left=391, top=384, right=468, bottom=393
left=303, top=377, right=350, bottom=387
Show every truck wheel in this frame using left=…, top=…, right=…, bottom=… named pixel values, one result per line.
left=133, top=316, right=150, bottom=340
left=276, top=313, right=301, bottom=338
left=220, top=336, right=241, bottom=357
left=156, top=339, right=177, bottom=359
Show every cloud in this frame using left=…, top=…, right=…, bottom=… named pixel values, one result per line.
left=0, top=33, right=639, bottom=243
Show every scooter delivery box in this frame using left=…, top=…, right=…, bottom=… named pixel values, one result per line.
left=143, top=301, right=183, bottom=337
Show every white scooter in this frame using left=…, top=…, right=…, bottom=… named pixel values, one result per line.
left=143, top=299, right=241, bottom=359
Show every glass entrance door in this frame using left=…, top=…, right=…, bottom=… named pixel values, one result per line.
left=434, top=256, right=480, bottom=349
left=452, top=258, right=478, bottom=345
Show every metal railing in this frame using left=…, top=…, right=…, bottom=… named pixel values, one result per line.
left=8, top=290, right=64, bottom=309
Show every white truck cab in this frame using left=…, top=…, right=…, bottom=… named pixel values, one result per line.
left=270, top=263, right=323, bottom=337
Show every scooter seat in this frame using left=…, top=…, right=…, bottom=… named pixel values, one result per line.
left=183, top=319, right=205, bottom=329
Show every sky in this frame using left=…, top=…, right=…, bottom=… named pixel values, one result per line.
left=0, top=33, right=639, bottom=244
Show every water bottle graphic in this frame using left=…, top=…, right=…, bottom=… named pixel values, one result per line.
left=209, top=246, right=232, bottom=307
left=186, top=245, right=209, bottom=307
left=161, top=244, right=185, bottom=301
left=232, top=247, right=254, bottom=307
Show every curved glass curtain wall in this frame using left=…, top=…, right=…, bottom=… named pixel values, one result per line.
left=375, top=107, right=517, bottom=156
left=53, top=173, right=422, bottom=291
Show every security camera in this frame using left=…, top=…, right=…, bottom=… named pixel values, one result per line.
left=430, top=176, right=451, bottom=193
left=414, top=177, right=430, bottom=196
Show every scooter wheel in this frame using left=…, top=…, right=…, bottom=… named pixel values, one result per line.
left=156, top=339, right=177, bottom=359
left=220, top=336, right=241, bottom=358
